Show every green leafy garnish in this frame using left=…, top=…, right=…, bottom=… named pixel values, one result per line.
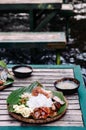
left=3, top=78, right=14, bottom=86
left=0, top=60, right=7, bottom=69
left=7, top=81, right=42, bottom=106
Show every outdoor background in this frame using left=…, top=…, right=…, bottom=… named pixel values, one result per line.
left=0, top=1, right=86, bottom=85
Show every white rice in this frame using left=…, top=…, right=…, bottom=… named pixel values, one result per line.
left=26, top=94, right=53, bottom=109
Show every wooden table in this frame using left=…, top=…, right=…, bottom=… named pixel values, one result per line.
left=0, top=65, right=86, bottom=130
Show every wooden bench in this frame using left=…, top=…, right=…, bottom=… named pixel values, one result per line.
left=0, top=2, right=73, bottom=46
left=0, top=32, right=66, bottom=48
left=0, top=1, right=74, bottom=64
left=0, top=1, right=74, bottom=42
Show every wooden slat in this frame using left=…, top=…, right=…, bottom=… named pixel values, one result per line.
left=0, top=32, right=66, bottom=43
left=66, top=110, right=82, bottom=115
left=68, top=104, right=80, bottom=110
left=0, top=114, right=83, bottom=122
left=62, top=4, right=73, bottom=11
left=0, top=121, right=83, bottom=126
left=0, top=105, right=7, bottom=110
left=0, top=32, right=66, bottom=49
left=67, top=100, right=79, bottom=104
left=0, top=0, right=62, bottom=4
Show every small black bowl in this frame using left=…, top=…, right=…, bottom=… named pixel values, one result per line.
left=12, top=65, right=33, bottom=78
left=54, top=78, right=80, bottom=95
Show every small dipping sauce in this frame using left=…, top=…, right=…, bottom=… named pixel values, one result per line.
left=14, top=67, right=32, bottom=73
left=56, top=81, right=78, bottom=90
left=12, top=65, right=33, bottom=78
left=54, top=78, right=80, bottom=95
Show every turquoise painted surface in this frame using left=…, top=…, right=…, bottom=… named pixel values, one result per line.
left=0, top=126, right=86, bottom=130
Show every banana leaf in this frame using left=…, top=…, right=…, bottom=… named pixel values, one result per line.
left=0, top=60, right=7, bottom=69
left=4, top=78, right=14, bottom=86
left=7, top=81, right=42, bottom=105
left=7, top=81, right=67, bottom=115
left=52, top=90, right=67, bottom=115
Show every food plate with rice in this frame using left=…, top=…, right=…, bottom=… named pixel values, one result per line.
left=7, top=81, right=68, bottom=123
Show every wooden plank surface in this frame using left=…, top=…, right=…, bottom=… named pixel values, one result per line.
left=0, top=68, right=84, bottom=126
left=0, top=32, right=66, bottom=43
left=62, top=4, right=73, bottom=11
left=0, top=32, right=66, bottom=49
left=0, top=0, right=62, bottom=4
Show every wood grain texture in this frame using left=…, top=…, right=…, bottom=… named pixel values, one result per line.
left=0, top=32, right=66, bottom=49
left=0, top=0, right=62, bottom=4
left=0, top=68, right=84, bottom=126
left=0, top=32, right=66, bottom=43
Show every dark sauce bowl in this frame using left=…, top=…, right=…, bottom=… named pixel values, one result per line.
left=12, top=65, right=33, bottom=78
left=54, top=78, right=80, bottom=95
